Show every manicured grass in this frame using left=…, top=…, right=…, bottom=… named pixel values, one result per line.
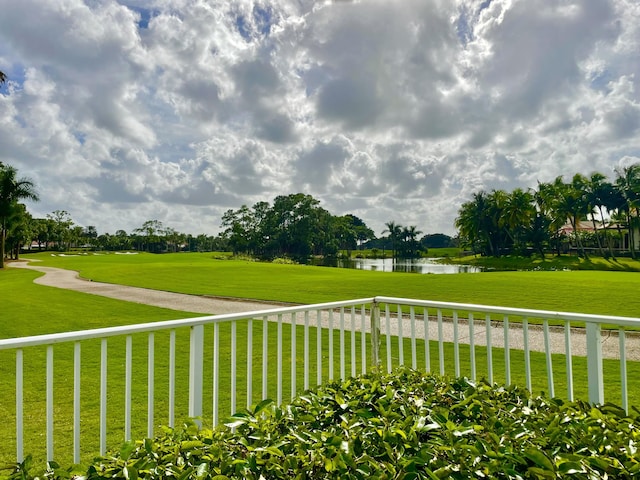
left=452, top=252, right=640, bottom=273
left=1, top=267, right=204, bottom=337
left=0, top=267, right=205, bottom=469
left=25, top=251, right=640, bottom=318
left=3, top=254, right=640, bottom=471
left=422, top=247, right=462, bottom=258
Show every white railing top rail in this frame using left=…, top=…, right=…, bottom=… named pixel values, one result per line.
left=0, top=297, right=375, bottom=350
left=375, top=296, right=640, bottom=328
left=3, top=295, right=639, bottom=351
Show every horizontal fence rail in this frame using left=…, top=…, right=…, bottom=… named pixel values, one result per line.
left=1, top=296, right=640, bottom=466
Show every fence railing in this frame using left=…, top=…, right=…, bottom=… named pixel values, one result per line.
left=1, top=296, right=639, bottom=466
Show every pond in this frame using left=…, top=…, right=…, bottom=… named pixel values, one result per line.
left=310, top=257, right=482, bottom=274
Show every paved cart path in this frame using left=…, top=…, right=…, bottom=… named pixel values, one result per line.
left=10, top=260, right=284, bottom=314
left=9, top=260, right=640, bottom=360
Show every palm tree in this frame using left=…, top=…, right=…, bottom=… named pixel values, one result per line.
left=403, top=225, right=423, bottom=258
left=0, top=165, right=39, bottom=268
left=0, top=71, right=6, bottom=86
left=583, top=172, right=615, bottom=257
left=382, top=221, right=402, bottom=259
left=614, top=163, right=640, bottom=259
left=455, top=191, right=496, bottom=256
left=500, top=188, right=535, bottom=255
left=549, top=175, right=590, bottom=257
left=534, top=181, right=566, bottom=256
left=486, top=190, right=508, bottom=256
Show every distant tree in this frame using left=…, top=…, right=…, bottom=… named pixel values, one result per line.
left=420, top=233, right=454, bottom=249
left=614, top=163, right=640, bottom=259
left=31, top=217, right=52, bottom=251
left=455, top=191, right=496, bottom=256
left=195, top=233, right=213, bottom=252
left=543, top=175, right=589, bottom=258
left=264, top=193, right=325, bottom=259
left=46, top=210, right=74, bottom=251
left=400, top=225, right=422, bottom=258
left=4, top=203, right=33, bottom=261
left=82, top=226, right=98, bottom=249
left=534, top=181, right=565, bottom=256
left=501, top=188, right=536, bottom=255
left=583, top=173, right=614, bottom=257
left=221, top=205, right=255, bottom=255
left=333, top=215, right=358, bottom=256
left=164, top=227, right=184, bottom=252
left=343, top=214, right=375, bottom=250
left=382, top=221, right=402, bottom=258
left=134, top=219, right=164, bottom=252
left=0, top=164, right=39, bottom=268
left=70, top=225, right=84, bottom=249
left=569, top=174, right=591, bottom=257
left=113, top=229, right=132, bottom=250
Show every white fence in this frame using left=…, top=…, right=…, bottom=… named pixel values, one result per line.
left=1, top=296, right=639, bottom=466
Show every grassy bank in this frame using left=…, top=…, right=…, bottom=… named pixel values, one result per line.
left=448, top=251, right=640, bottom=272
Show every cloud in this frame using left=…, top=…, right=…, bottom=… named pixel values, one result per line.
left=0, top=0, right=638, bottom=237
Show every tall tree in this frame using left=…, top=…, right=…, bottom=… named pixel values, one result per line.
left=344, top=214, right=375, bottom=250
left=547, top=175, right=589, bottom=257
left=486, top=189, right=510, bottom=256
left=614, top=163, right=640, bottom=259
left=82, top=226, right=99, bottom=249
left=382, top=221, right=402, bottom=259
left=262, top=193, right=325, bottom=259
left=401, top=225, right=423, bottom=258
left=134, top=219, right=164, bottom=252
left=0, top=165, right=39, bottom=268
left=47, top=210, right=74, bottom=251
left=114, top=229, right=132, bottom=250
left=333, top=216, right=358, bottom=256
left=4, top=203, right=33, bottom=260
left=32, top=217, right=52, bottom=251
left=70, top=225, right=84, bottom=249
left=534, top=181, right=566, bottom=256
left=501, top=188, right=535, bottom=254
left=583, top=172, right=614, bottom=257
left=455, top=191, right=499, bottom=256
left=221, top=205, right=257, bottom=255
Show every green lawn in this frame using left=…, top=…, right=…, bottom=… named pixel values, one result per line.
left=0, top=267, right=205, bottom=468
left=2, top=253, right=640, bottom=471
left=452, top=252, right=640, bottom=273
left=24, top=251, right=640, bottom=318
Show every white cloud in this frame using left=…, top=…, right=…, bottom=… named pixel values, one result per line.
left=0, top=0, right=639, bottom=237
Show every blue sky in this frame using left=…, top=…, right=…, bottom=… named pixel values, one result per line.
left=0, top=0, right=639, bottom=237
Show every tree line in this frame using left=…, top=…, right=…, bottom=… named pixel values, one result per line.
left=8, top=210, right=227, bottom=257
left=2, top=162, right=450, bottom=266
left=455, top=164, right=640, bottom=259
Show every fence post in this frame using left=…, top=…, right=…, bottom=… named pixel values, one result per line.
left=370, top=300, right=381, bottom=369
left=586, top=322, right=604, bottom=404
left=189, top=324, right=204, bottom=421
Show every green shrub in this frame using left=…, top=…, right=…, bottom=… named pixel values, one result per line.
left=271, top=257, right=297, bottom=264
left=7, top=368, right=640, bottom=479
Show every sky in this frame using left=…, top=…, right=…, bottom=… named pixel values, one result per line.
left=1, top=0, right=639, bottom=237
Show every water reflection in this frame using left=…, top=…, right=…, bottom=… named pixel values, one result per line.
left=311, top=257, right=481, bottom=274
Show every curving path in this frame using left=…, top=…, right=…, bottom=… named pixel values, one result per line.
left=9, top=260, right=286, bottom=315
left=9, top=260, right=640, bottom=360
